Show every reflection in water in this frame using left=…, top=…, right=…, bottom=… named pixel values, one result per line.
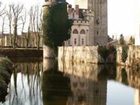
left=42, top=59, right=71, bottom=105
left=0, top=58, right=13, bottom=103
left=1, top=57, right=140, bottom=105
left=59, top=62, right=108, bottom=105
left=116, top=66, right=140, bottom=105
left=0, top=60, right=43, bottom=105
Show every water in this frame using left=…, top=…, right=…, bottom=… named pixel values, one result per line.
left=0, top=58, right=139, bottom=105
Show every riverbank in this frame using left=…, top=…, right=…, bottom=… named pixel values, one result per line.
left=0, top=48, right=43, bottom=58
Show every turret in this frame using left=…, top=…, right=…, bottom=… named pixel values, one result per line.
left=42, top=0, right=72, bottom=58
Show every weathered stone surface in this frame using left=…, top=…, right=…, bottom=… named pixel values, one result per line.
left=116, top=45, right=140, bottom=66
left=58, top=46, right=99, bottom=64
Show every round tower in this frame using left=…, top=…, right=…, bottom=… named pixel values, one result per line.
left=42, top=0, right=71, bottom=58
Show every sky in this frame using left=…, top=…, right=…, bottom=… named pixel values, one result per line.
left=1, top=0, right=140, bottom=42
left=67, top=0, right=140, bottom=37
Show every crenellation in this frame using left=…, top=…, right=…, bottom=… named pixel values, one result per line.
left=73, top=20, right=89, bottom=25
left=66, top=0, right=107, bottom=46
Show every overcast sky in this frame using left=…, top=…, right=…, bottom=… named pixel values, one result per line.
left=68, top=0, right=140, bottom=44
left=1, top=0, right=140, bottom=41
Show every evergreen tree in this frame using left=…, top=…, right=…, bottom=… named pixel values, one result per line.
left=119, top=34, right=125, bottom=45
left=42, top=2, right=72, bottom=48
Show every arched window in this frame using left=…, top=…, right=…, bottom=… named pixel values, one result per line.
left=73, top=29, right=78, bottom=34
left=80, top=29, right=85, bottom=34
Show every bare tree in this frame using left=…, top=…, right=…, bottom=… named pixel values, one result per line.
left=1, top=15, right=6, bottom=35
left=6, top=5, right=13, bottom=46
left=35, top=6, right=41, bottom=50
left=24, top=6, right=34, bottom=48
left=0, top=2, right=6, bottom=36
left=19, top=10, right=26, bottom=47
left=21, top=10, right=26, bottom=33
left=27, top=6, right=42, bottom=49
left=6, top=5, right=12, bottom=34
left=0, top=2, right=6, bottom=16
left=11, top=4, right=24, bottom=48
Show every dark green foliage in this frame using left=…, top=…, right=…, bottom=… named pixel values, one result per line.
left=43, top=3, right=73, bottom=48
left=122, top=45, right=128, bottom=63
left=98, top=46, right=109, bottom=61
left=0, top=57, right=13, bottom=103
left=98, top=46, right=116, bottom=63
left=0, top=78, right=8, bottom=103
left=119, top=34, right=125, bottom=45
left=42, top=64, right=71, bottom=105
left=121, top=68, right=128, bottom=85
left=128, top=36, right=135, bottom=45
left=98, top=65, right=116, bottom=80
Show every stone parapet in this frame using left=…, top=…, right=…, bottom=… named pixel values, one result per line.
left=73, top=20, right=89, bottom=25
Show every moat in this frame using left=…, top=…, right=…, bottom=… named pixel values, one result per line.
left=0, top=58, right=139, bottom=105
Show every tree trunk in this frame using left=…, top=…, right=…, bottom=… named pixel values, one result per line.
left=13, top=24, right=17, bottom=48
left=37, top=33, right=40, bottom=50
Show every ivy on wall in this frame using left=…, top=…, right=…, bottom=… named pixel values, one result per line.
left=121, top=45, right=128, bottom=63
left=98, top=45, right=116, bottom=63
left=42, top=3, right=73, bottom=48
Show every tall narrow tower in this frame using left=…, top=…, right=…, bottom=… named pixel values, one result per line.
left=75, top=0, right=108, bottom=45
left=92, top=0, right=108, bottom=45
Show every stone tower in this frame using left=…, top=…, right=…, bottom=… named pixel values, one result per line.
left=75, top=0, right=108, bottom=45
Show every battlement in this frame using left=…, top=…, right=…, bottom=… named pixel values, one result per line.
left=73, top=20, right=89, bottom=25
left=83, top=9, right=94, bottom=15
left=67, top=4, right=80, bottom=20
left=67, top=4, right=94, bottom=20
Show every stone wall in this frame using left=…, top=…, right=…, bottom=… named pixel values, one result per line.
left=116, top=45, right=140, bottom=66
left=58, top=46, right=99, bottom=64
left=116, top=45, right=124, bottom=65
left=0, top=33, right=43, bottom=48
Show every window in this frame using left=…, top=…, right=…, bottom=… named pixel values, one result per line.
left=80, top=29, right=85, bottom=34
left=73, top=29, right=78, bottom=34
left=82, top=38, right=84, bottom=45
left=74, top=38, right=77, bottom=45
left=97, top=31, right=99, bottom=35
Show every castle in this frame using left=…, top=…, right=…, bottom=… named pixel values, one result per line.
left=65, top=0, right=108, bottom=46
left=43, top=0, right=108, bottom=46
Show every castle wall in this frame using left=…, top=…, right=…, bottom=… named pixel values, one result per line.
left=70, top=20, right=90, bottom=46
left=69, top=0, right=108, bottom=46
left=58, top=46, right=99, bottom=64
left=116, top=45, right=140, bottom=66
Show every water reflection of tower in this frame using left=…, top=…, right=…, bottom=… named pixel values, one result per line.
left=42, top=59, right=71, bottom=105
left=59, top=62, right=107, bottom=105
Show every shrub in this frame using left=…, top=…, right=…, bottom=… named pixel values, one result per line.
left=42, top=3, right=73, bottom=48
left=121, top=45, right=128, bottom=63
